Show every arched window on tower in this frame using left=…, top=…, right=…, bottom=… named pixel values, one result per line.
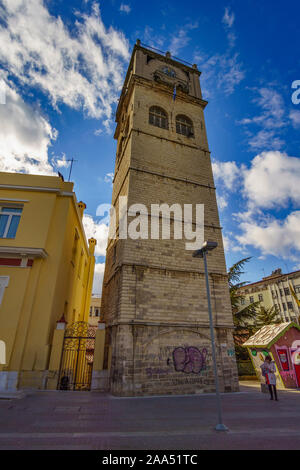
left=176, top=115, right=194, bottom=137
left=149, top=106, right=168, bottom=130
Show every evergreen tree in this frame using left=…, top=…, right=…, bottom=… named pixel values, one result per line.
left=228, top=257, right=258, bottom=333
left=228, top=257, right=259, bottom=361
left=255, top=305, right=281, bottom=330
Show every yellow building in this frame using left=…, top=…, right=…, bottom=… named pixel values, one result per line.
left=238, top=268, right=300, bottom=323
left=0, top=172, right=96, bottom=391
left=89, top=294, right=102, bottom=327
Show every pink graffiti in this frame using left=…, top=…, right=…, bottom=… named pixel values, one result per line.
left=281, top=370, right=296, bottom=382
left=173, top=347, right=207, bottom=374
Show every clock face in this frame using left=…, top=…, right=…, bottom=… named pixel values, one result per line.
left=161, top=66, right=176, bottom=78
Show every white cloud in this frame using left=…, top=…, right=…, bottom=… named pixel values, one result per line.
left=98, top=172, right=114, bottom=186
left=213, top=152, right=300, bottom=212
left=0, top=0, right=129, bottom=121
left=222, top=7, right=235, bottom=28
left=213, top=152, right=300, bottom=261
left=138, top=25, right=166, bottom=50
left=223, top=233, right=245, bottom=254
left=103, top=118, right=114, bottom=135
left=104, top=172, right=114, bottom=185
left=222, top=7, right=236, bottom=47
left=83, top=214, right=109, bottom=257
left=92, top=262, right=105, bottom=295
left=222, top=234, right=230, bottom=252
left=82, top=213, right=108, bottom=294
left=243, top=88, right=285, bottom=129
left=212, top=160, right=241, bottom=214
left=0, top=78, right=6, bottom=104
left=120, top=4, right=131, bottom=14
left=236, top=211, right=300, bottom=259
left=218, top=53, right=244, bottom=95
left=0, top=76, right=56, bottom=175
left=290, top=109, right=300, bottom=128
left=212, top=160, right=240, bottom=190
left=52, top=153, right=70, bottom=169
left=216, top=194, right=228, bottom=210
left=253, top=88, right=285, bottom=128
left=194, top=47, right=244, bottom=99
left=242, top=151, right=300, bottom=209
left=239, top=88, right=286, bottom=150
left=248, top=130, right=285, bottom=151
left=169, top=22, right=198, bottom=56
left=81, top=211, right=108, bottom=294
left=193, top=6, right=243, bottom=97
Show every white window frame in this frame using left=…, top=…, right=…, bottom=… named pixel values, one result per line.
left=0, top=276, right=9, bottom=306
left=0, top=206, right=22, bottom=239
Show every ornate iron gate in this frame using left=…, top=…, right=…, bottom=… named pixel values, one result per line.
left=58, top=321, right=97, bottom=391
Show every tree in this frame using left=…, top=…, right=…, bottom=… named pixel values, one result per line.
left=255, top=305, right=281, bottom=330
left=228, top=257, right=259, bottom=361
left=228, top=257, right=258, bottom=333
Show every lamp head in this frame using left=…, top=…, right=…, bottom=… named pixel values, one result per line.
left=192, top=241, right=218, bottom=258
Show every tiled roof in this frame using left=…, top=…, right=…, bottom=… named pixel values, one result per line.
left=243, top=322, right=300, bottom=348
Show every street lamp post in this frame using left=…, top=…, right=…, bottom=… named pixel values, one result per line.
left=193, top=241, right=228, bottom=432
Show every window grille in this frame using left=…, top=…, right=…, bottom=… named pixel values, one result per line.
left=176, top=115, right=194, bottom=137
left=149, top=106, right=168, bottom=129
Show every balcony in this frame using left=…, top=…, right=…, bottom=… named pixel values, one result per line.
left=153, top=70, right=189, bottom=94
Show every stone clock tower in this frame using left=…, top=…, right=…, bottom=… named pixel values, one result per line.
left=100, top=40, right=239, bottom=396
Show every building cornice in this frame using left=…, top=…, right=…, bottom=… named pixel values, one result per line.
left=116, top=73, right=207, bottom=126
left=0, top=246, right=48, bottom=258
left=0, top=184, right=74, bottom=198
left=239, top=270, right=300, bottom=292
left=116, top=42, right=204, bottom=120
left=0, top=198, right=29, bottom=203
left=129, top=165, right=215, bottom=190
left=107, top=320, right=234, bottom=330
left=0, top=184, right=59, bottom=193
left=137, top=44, right=201, bottom=75
left=112, top=163, right=215, bottom=209
left=134, top=74, right=207, bottom=107
left=104, top=261, right=228, bottom=287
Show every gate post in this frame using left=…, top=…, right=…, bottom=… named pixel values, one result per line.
left=91, top=322, right=108, bottom=391
left=46, top=316, right=66, bottom=390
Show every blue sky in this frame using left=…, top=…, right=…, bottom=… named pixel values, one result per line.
left=0, top=0, right=300, bottom=292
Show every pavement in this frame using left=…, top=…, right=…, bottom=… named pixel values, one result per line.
left=0, top=381, right=300, bottom=450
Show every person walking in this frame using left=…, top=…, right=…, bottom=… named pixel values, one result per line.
left=261, top=355, right=278, bottom=401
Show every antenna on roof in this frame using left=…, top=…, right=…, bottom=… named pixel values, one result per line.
left=284, top=263, right=290, bottom=274
left=67, top=158, right=78, bottom=182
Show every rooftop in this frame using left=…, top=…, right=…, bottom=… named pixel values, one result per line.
left=239, top=268, right=300, bottom=290
left=243, top=322, right=300, bottom=348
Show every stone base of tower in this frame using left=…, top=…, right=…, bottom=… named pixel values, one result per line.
left=106, top=324, right=239, bottom=397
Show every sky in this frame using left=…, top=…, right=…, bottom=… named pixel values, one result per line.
left=0, top=0, right=300, bottom=293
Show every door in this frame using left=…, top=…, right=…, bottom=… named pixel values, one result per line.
left=58, top=321, right=96, bottom=391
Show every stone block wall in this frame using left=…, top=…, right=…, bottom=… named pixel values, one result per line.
left=100, top=44, right=239, bottom=396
